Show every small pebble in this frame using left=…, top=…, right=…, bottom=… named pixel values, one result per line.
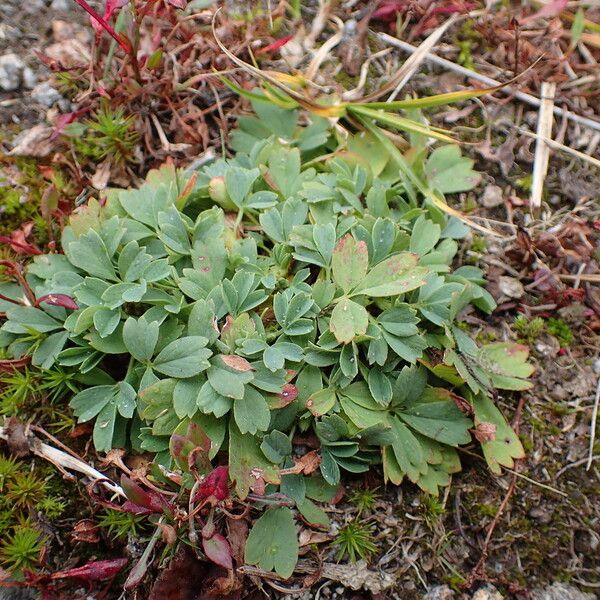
left=0, top=53, right=25, bottom=91
left=31, top=81, right=62, bottom=107
left=480, top=184, right=504, bottom=208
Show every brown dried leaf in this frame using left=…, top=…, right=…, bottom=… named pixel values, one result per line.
left=474, top=422, right=497, bottom=443
left=149, top=548, right=241, bottom=600
left=71, top=519, right=99, bottom=543
left=220, top=355, right=253, bottom=372
left=9, top=125, right=55, bottom=157
left=4, top=417, right=30, bottom=457
left=226, top=517, right=248, bottom=566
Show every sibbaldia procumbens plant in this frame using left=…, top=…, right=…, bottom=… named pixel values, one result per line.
left=0, top=101, right=533, bottom=578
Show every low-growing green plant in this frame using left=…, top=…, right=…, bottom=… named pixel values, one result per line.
left=349, top=487, right=380, bottom=516
left=546, top=317, right=574, bottom=347
left=97, top=508, right=145, bottom=541
left=0, top=526, right=45, bottom=572
left=513, top=314, right=545, bottom=344
left=333, top=520, right=377, bottom=563
left=65, top=106, right=140, bottom=165
left=0, top=103, right=533, bottom=578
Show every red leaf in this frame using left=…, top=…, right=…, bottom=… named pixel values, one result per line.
left=50, top=558, right=128, bottom=582
left=51, top=109, right=88, bottom=140
left=36, top=294, right=79, bottom=310
left=0, top=223, right=42, bottom=256
left=121, top=475, right=173, bottom=515
left=202, top=534, right=233, bottom=570
left=278, top=384, right=298, bottom=404
left=194, top=466, right=229, bottom=504
left=166, top=0, right=187, bottom=7
left=104, top=0, right=129, bottom=21
left=0, top=357, right=31, bottom=373
left=72, top=0, right=131, bottom=53
left=257, top=34, right=294, bottom=55
left=373, top=0, right=405, bottom=20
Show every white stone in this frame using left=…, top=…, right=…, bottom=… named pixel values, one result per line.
left=0, top=53, right=25, bottom=91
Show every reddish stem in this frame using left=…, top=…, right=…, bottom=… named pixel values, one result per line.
left=71, top=0, right=131, bottom=54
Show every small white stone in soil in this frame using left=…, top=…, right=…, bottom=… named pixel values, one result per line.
left=0, top=53, right=25, bottom=91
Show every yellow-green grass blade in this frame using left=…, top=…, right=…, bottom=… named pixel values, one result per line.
left=349, top=106, right=456, bottom=144
left=355, top=114, right=503, bottom=238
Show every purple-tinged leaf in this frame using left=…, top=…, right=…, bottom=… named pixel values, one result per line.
left=202, top=533, right=233, bottom=570
left=194, top=466, right=229, bottom=504
left=121, top=475, right=173, bottom=515
left=37, top=294, right=79, bottom=310
left=50, top=558, right=128, bottom=581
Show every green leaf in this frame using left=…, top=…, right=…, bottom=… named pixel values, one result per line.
left=32, top=331, right=68, bottom=369
left=123, top=316, right=159, bottom=362
left=312, top=223, right=336, bottom=264
left=229, top=422, right=280, bottom=499
left=570, top=8, right=585, bottom=48
left=207, top=365, right=252, bottom=400
left=331, top=234, right=368, bottom=294
left=67, top=229, right=117, bottom=280
left=225, top=167, right=260, bottom=208
left=297, top=498, right=330, bottom=528
left=353, top=253, right=429, bottom=297
left=93, top=401, right=117, bottom=452
left=472, top=392, right=525, bottom=475
left=268, top=146, right=301, bottom=197
left=101, top=281, right=147, bottom=309
left=367, top=368, right=392, bottom=406
left=371, top=218, right=395, bottom=263
left=409, top=215, right=441, bottom=256
left=476, top=343, right=534, bottom=390
left=424, top=145, right=481, bottom=194
left=115, top=381, right=136, bottom=418
left=399, top=401, right=472, bottom=446
left=4, top=306, right=62, bottom=334
left=306, top=388, right=336, bottom=417
left=93, top=308, right=120, bottom=338
left=153, top=336, right=211, bottom=378
left=233, top=386, right=270, bottom=434
left=330, top=298, right=368, bottom=344
left=70, top=385, right=114, bottom=422
left=173, top=377, right=203, bottom=419
left=389, top=417, right=428, bottom=483
left=260, top=430, right=292, bottom=464
left=245, top=507, right=298, bottom=578
left=196, top=379, right=233, bottom=418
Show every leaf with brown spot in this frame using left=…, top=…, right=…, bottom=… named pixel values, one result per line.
left=220, top=354, right=254, bottom=372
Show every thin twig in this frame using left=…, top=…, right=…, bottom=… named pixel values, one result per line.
left=587, top=377, right=600, bottom=471
left=556, top=455, right=600, bottom=478
left=515, top=127, right=600, bottom=169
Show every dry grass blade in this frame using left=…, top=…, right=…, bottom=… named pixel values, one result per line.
left=587, top=378, right=600, bottom=471
left=378, top=33, right=600, bottom=133
left=305, top=16, right=344, bottom=81
left=516, top=128, right=600, bottom=170
left=530, top=82, right=556, bottom=212
left=360, top=15, right=460, bottom=103
left=0, top=423, right=124, bottom=497
left=211, top=9, right=344, bottom=117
